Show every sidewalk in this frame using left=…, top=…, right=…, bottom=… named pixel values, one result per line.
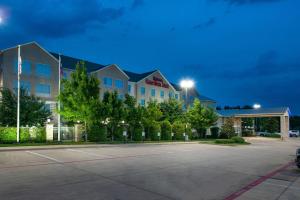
left=227, top=162, right=300, bottom=200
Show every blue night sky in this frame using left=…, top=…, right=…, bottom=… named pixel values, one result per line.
left=1, top=0, right=300, bottom=114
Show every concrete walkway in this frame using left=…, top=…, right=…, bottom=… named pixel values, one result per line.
left=227, top=162, right=300, bottom=200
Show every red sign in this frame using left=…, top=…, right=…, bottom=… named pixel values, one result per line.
left=145, top=76, right=169, bottom=88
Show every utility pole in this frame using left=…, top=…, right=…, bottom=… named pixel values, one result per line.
left=58, top=54, right=61, bottom=142
left=16, top=45, right=22, bottom=143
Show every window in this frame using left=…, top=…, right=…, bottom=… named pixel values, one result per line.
left=103, top=77, right=112, bottom=87
left=140, top=87, right=145, bottom=95
left=128, top=84, right=131, bottom=93
left=115, top=79, right=123, bottom=89
left=13, top=80, right=31, bottom=94
left=182, top=94, right=186, bottom=100
left=151, top=88, right=156, bottom=97
left=36, top=64, right=51, bottom=78
left=175, top=94, right=179, bottom=99
left=14, top=59, right=31, bottom=75
left=36, top=83, right=51, bottom=97
left=140, top=99, right=145, bottom=106
left=169, top=92, right=173, bottom=99
left=160, top=90, right=164, bottom=98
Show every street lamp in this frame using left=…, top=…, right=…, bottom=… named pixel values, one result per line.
left=253, top=104, right=261, bottom=133
left=180, top=79, right=194, bottom=108
left=253, top=104, right=261, bottom=109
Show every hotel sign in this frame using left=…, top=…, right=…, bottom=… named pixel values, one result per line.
left=145, top=76, right=169, bottom=88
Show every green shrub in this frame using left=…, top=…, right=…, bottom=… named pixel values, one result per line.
left=231, top=136, right=245, bottom=143
left=113, top=126, right=126, bottom=141
left=149, top=122, right=161, bottom=141
left=215, top=139, right=235, bottom=144
left=161, top=120, right=172, bottom=140
left=0, top=127, right=45, bottom=143
left=88, top=124, right=107, bottom=142
left=210, top=127, right=219, bottom=139
left=28, top=127, right=46, bottom=142
left=132, top=124, right=143, bottom=141
left=0, top=127, right=17, bottom=143
left=172, top=121, right=185, bottom=140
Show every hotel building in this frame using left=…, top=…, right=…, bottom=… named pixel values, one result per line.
left=0, top=42, right=216, bottom=114
left=0, top=42, right=290, bottom=137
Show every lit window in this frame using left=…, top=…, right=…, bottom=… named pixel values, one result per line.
left=160, top=90, right=164, bottom=98
left=103, top=77, right=112, bottom=87
left=36, top=83, right=51, bottom=97
left=14, top=59, right=31, bottom=75
left=36, top=64, right=51, bottom=78
left=169, top=92, right=173, bottom=98
left=115, top=79, right=123, bottom=89
left=140, top=87, right=145, bottom=95
left=140, top=99, right=145, bottom=106
left=128, top=84, right=131, bottom=93
left=151, top=88, right=156, bottom=97
left=13, top=80, right=31, bottom=94
left=175, top=94, right=179, bottom=99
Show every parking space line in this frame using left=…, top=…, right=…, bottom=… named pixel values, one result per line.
left=66, top=148, right=112, bottom=158
left=26, top=151, right=62, bottom=163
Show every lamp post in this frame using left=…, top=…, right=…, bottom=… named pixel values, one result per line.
left=180, top=79, right=194, bottom=109
left=253, top=104, right=261, bottom=133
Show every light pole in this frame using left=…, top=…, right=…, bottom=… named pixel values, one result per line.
left=253, top=104, right=261, bottom=133
left=180, top=79, right=194, bottom=109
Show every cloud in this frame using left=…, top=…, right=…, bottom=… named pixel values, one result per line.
left=183, top=50, right=300, bottom=80
left=0, top=0, right=125, bottom=39
left=209, top=0, right=282, bottom=6
left=193, top=17, right=216, bottom=30
left=131, top=0, right=144, bottom=10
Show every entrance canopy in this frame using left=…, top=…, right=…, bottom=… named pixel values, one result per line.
left=217, top=107, right=291, bottom=137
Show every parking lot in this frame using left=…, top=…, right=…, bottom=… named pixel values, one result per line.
left=0, top=138, right=299, bottom=200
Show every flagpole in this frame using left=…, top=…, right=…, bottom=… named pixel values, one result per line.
left=58, top=54, right=61, bottom=142
left=17, top=45, right=21, bottom=143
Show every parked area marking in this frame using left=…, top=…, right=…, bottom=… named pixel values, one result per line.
left=26, top=151, right=62, bottom=163
left=224, top=161, right=294, bottom=200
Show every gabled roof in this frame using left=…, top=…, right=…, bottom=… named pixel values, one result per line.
left=124, top=70, right=157, bottom=82
left=217, top=107, right=290, bottom=117
left=51, top=52, right=106, bottom=72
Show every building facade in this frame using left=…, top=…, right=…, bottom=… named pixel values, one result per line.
left=0, top=42, right=216, bottom=114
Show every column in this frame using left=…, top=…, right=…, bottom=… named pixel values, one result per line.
left=46, top=123, right=54, bottom=142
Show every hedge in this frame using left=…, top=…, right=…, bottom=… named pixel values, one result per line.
left=161, top=120, right=172, bottom=140
left=132, top=124, right=144, bottom=141
left=172, top=121, right=185, bottom=140
left=88, top=124, right=107, bottom=142
left=149, top=122, right=161, bottom=141
left=231, top=136, right=245, bottom=143
left=215, top=139, right=235, bottom=144
left=0, top=127, right=46, bottom=143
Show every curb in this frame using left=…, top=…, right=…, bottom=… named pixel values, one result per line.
left=0, top=141, right=199, bottom=152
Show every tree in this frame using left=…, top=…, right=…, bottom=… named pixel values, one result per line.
left=142, top=100, right=162, bottom=139
left=187, top=99, right=218, bottom=138
left=124, top=94, right=144, bottom=140
left=102, top=91, right=125, bottom=140
left=220, top=118, right=236, bottom=138
left=58, top=61, right=100, bottom=136
left=159, top=99, right=184, bottom=123
left=0, top=87, right=51, bottom=126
